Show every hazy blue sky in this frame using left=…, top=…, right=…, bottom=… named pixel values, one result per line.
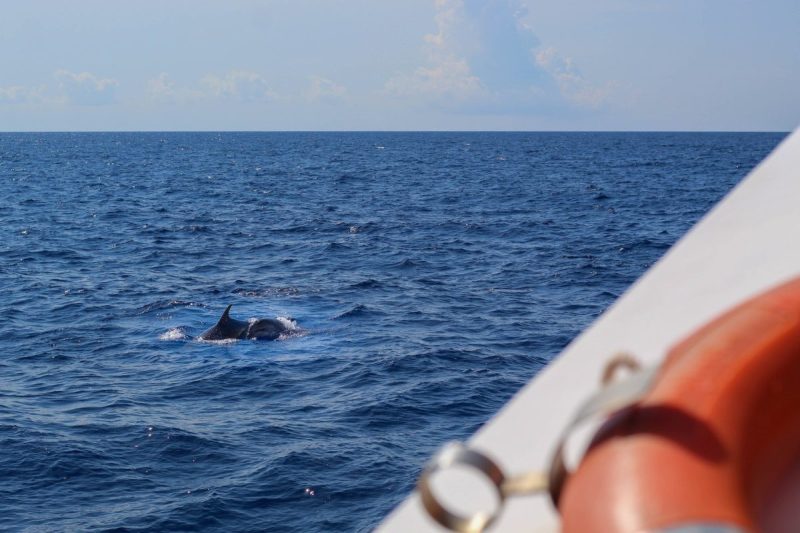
left=1, top=0, right=798, bottom=131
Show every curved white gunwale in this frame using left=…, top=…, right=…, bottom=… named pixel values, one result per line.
left=379, top=128, right=800, bottom=532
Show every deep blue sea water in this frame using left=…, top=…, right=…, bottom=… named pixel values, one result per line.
left=0, top=132, right=786, bottom=531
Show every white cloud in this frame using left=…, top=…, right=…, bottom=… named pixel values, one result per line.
left=385, top=58, right=482, bottom=100
left=386, top=0, right=612, bottom=113
left=144, top=71, right=278, bottom=105
left=424, top=0, right=462, bottom=48
left=54, top=69, right=118, bottom=105
left=201, top=70, right=276, bottom=102
left=0, top=70, right=118, bottom=107
left=535, top=47, right=612, bottom=108
left=385, top=0, right=485, bottom=101
left=0, top=85, right=47, bottom=105
left=307, top=76, right=347, bottom=103
left=146, top=72, right=178, bottom=102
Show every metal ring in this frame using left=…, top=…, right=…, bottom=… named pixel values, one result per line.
left=417, top=443, right=506, bottom=533
left=601, top=352, right=642, bottom=386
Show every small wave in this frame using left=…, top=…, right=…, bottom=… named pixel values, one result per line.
left=333, top=304, right=370, bottom=320
left=159, top=327, right=189, bottom=341
left=231, top=287, right=301, bottom=297
left=325, top=242, right=351, bottom=252
left=392, top=258, right=419, bottom=269
left=33, top=249, right=88, bottom=260
left=182, top=224, right=211, bottom=233
left=279, top=224, right=313, bottom=234
left=348, top=279, right=382, bottom=290
left=415, top=277, right=445, bottom=286
left=344, top=221, right=377, bottom=234
left=138, top=300, right=205, bottom=314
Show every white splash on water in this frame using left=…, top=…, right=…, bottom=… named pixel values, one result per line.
left=277, top=316, right=299, bottom=331
left=277, top=316, right=308, bottom=340
left=196, top=337, right=239, bottom=345
left=159, top=327, right=188, bottom=341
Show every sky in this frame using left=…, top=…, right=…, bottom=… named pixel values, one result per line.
left=0, top=0, right=798, bottom=131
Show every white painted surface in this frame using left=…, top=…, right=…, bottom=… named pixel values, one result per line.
left=379, top=128, right=800, bottom=532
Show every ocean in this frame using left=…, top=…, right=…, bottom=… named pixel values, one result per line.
left=0, top=132, right=785, bottom=531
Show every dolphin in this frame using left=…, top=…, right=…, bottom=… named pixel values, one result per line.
left=199, top=305, right=289, bottom=341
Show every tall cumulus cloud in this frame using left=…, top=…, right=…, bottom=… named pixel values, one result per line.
left=386, top=0, right=610, bottom=112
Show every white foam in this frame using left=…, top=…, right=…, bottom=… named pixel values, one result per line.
left=159, top=327, right=188, bottom=341
left=197, top=337, right=239, bottom=345
left=276, top=316, right=299, bottom=331
left=277, top=316, right=309, bottom=340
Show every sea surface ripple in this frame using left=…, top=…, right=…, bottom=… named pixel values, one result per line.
left=0, top=132, right=785, bottom=531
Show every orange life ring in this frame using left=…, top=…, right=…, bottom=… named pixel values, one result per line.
left=559, top=276, right=800, bottom=532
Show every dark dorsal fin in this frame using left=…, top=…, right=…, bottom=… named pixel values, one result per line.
left=218, top=304, right=233, bottom=325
